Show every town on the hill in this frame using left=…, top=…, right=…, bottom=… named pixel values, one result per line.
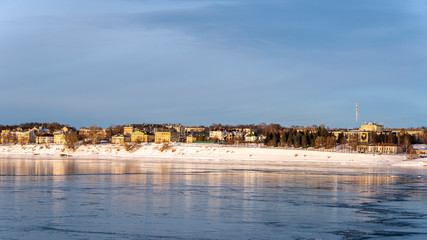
left=0, top=122, right=426, bottom=157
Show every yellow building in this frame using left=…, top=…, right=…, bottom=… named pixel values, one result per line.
left=357, top=144, right=403, bottom=155
left=332, top=124, right=383, bottom=144
left=360, top=122, right=384, bottom=132
left=17, top=131, right=36, bottom=143
left=155, top=131, right=180, bottom=143
left=36, top=134, right=54, bottom=144
left=406, top=130, right=424, bottom=135
left=359, top=132, right=370, bottom=143
left=131, top=131, right=154, bottom=142
left=1, top=130, right=13, bottom=143
left=172, top=125, right=185, bottom=138
left=1, top=130, right=36, bottom=144
left=389, top=129, right=424, bottom=136
left=124, top=126, right=134, bottom=136
left=79, top=128, right=90, bottom=136
left=186, top=135, right=195, bottom=143
left=225, top=132, right=235, bottom=141
left=54, top=131, right=66, bottom=144
left=209, top=131, right=226, bottom=141
left=111, top=135, right=124, bottom=144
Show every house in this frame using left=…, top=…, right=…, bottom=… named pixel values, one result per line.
left=244, top=133, right=258, bottom=143
left=17, top=130, right=36, bottom=143
left=0, top=130, right=12, bottom=143
left=124, top=126, right=134, bottom=136
left=131, top=131, right=154, bottom=142
left=186, top=134, right=195, bottom=143
left=209, top=130, right=226, bottom=141
left=31, top=126, right=49, bottom=135
left=1, top=130, right=36, bottom=144
left=111, top=135, right=125, bottom=144
left=171, top=124, right=186, bottom=138
left=225, top=132, right=234, bottom=141
left=155, top=130, right=180, bottom=143
left=36, top=134, right=54, bottom=144
left=98, top=128, right=109, bottom=139
left=54, top=131, right=66, bottom=144
left=79, top=128, right=91, bottom=137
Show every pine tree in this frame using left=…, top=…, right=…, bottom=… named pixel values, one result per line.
left=271, top=134, right=278, bottom=147
left=301, top=133, right=308, bottom=148
left=287, top=137, right=293, bottom=147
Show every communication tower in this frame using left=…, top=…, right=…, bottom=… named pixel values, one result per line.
left=356, top=102, right=359, bottom=129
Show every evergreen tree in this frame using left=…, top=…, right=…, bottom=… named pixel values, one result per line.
left=301, top=133, right=308, bottom=148
left=264, top=133, right=272, bottom=145
left=286, top=137, right=293, bottom=147
left=271, top=134, right=278, bottom=147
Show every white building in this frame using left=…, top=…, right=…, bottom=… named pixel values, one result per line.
left=209, top=131, right=226, bottom=141
left=244, top=133, right=258, bottom=143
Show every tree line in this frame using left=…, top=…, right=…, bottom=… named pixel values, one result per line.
left=264, top=126, right=337, bottom=149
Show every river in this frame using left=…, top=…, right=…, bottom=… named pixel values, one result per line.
left=0, top=155, right=426, bottom=239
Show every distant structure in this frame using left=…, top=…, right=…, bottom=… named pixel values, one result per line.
left=124, top=126, right=134, bottom=136
left=360, top=122, right=384, bottom=132
left=355, top=102, right=358, bottom=129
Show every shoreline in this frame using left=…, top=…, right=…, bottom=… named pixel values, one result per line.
left=0, top=143, right=424, bottom=167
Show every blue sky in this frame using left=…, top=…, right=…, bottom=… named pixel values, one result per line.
left=0, top=0, right=426, bottom=128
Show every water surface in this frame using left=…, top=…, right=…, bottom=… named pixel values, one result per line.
left=0, top=156, right=426, bottom=239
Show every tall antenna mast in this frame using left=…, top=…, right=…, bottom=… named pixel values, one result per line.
left=356, top=102, right=359, bottom=129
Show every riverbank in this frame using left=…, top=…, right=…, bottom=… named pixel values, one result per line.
left=0, top=143, right=424, bottom=167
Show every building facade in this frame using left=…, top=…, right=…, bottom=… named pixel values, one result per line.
left=155, top=131, right=180, bottom=143
left=1, top=130, right=36, bottom=144
left=111, top=135, right=125, bottom=144
left=209, top=131, right=226, bottom=141
left=36, top=134, right=54, bottom=144
left=131, top=131, right=154, bottom=142
left=124, top=126, right=134, bottom=136
left=54, top=131, right=66, bottom=144
left=357, top=144, right=403, bottom=154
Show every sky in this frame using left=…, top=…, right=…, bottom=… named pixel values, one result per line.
left=1, top=0, right=426, bottom=128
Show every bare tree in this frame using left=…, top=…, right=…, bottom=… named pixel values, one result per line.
left=422, top=130, right=427, bottom=144
left=314, top=136, right=325, bottom=149
left=348, top=134, right=359, bottom=151
left=47, top=122, right=62, bottom=133
left=325, top=136, right=336, bottom=150
left=65, top=131, right=79, bottom=150
left=257, top=123, right=267, bottom=135
left=402, top=134, right=412, bottom=152
left=406, top=146, right=419, bottom=160
left=88, top=125, right=101, bottom=145
left=266, top=123, right=281, bottom=134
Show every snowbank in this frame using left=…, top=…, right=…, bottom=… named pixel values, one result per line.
left=0, top=143, right=424, bottom=167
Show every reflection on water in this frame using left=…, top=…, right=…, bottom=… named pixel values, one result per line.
left=0, top=155, right=426, bottom=239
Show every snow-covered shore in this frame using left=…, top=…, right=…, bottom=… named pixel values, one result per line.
left=0, top=143, right=424, bottom=167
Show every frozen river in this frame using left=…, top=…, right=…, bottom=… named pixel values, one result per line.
left=0, top=156, right=426, bottom=239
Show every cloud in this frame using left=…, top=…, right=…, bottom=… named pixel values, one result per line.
left=0, top=0, right=426, bottom=128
